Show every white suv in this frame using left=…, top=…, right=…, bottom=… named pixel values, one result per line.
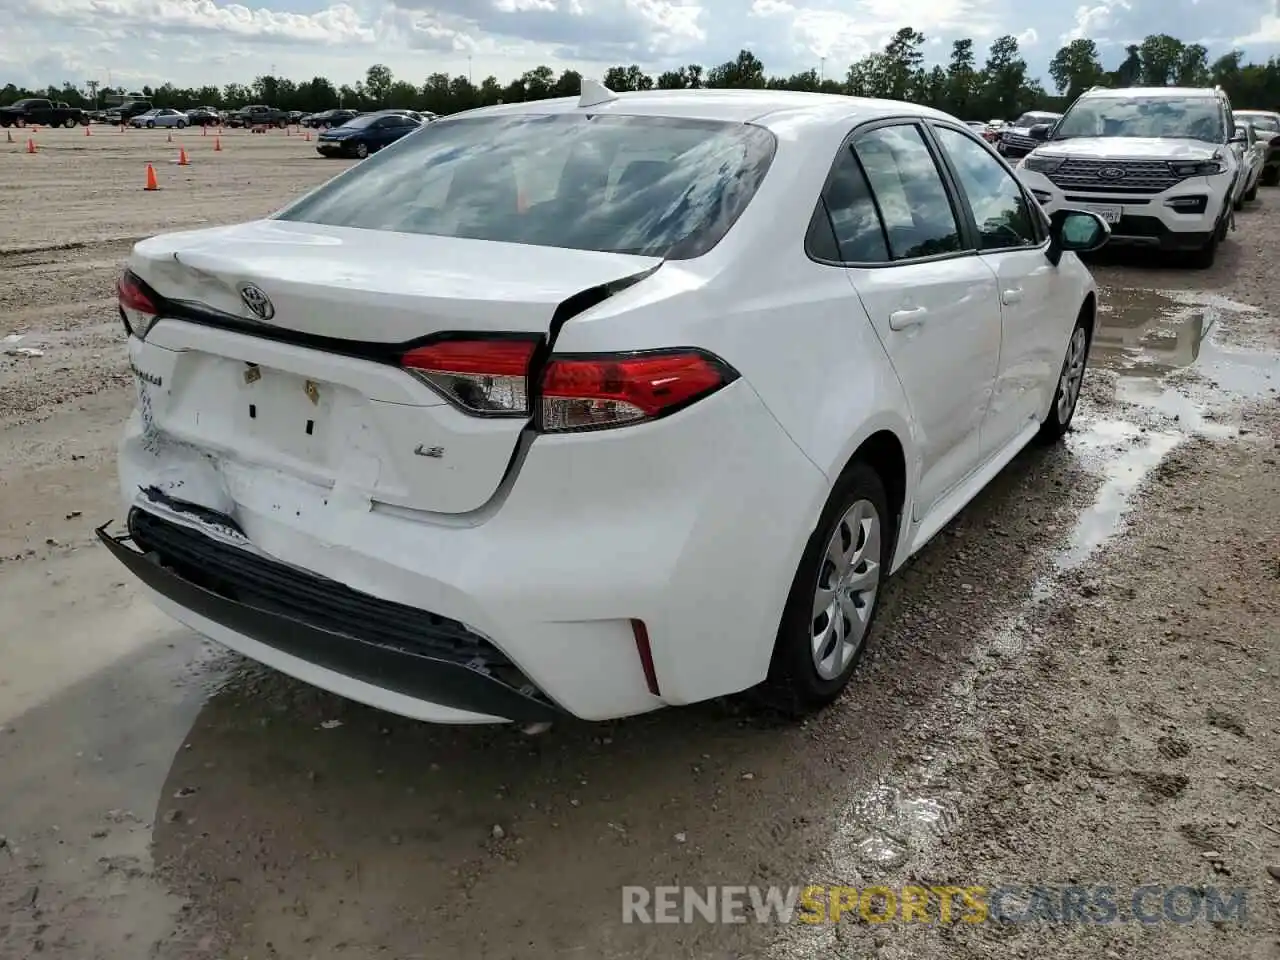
left=1014, top=86, right=1243, bottom=267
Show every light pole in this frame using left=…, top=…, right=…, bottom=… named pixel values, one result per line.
left=820, top=57, right=825, bottom=83
left=468, top=55, right=473, bottom=85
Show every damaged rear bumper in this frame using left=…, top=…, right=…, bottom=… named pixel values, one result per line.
left=97, top=510, right=560, bottom=724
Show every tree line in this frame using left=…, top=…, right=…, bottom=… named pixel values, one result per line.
left=3, top=31, right=1279, bottom=120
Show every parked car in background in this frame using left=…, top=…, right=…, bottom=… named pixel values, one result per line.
left=999, top=111, right=1062, bottom=159
left=104, top=99, right=153, bottom=125
left=130, top=108, right=189, bottom=129
left=315, top=111, right=422, bottom=158
left=1232, top=121, right=1266, bottom=207
left=0, top=98, right=88, bottom=128
left=106, top=84, right=1109, bottom=726
left=305, top=108, right=359, bottom=129
left=1014, top=85, right=1241, bottom=267
left=287, top=110, right=306, bottom=125
left=1233, top=109, right=1280, bottom=185
left=186, top=107, right=222, bottom=127
left=228, top=105, right=288, bottom=128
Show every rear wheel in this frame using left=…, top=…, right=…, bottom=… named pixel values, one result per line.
left=176, top=120, right=186, bottom=129
left=1245, top=179, right=1259, bottom=202
left=1037, top=319, right=1089, bottom=444
left=64, top=117, right=77, bottom=129
left=146, top=120, right=155, bottom=129
left=759, top=461, right=890, bottom=716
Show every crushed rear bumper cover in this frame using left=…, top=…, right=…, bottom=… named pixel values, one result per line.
left=97, top=508, right=559, bottom=723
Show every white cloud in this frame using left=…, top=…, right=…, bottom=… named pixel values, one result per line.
left=1016, top=26, right=1038, bottom=46
left=1061, top=0, right=1130, bottom=43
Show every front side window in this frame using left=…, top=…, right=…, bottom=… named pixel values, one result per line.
left=852, top=125, right=962, bottom=261
left=1238, top=112, right=1280, bottom=132
left=277, top=114, right=777, bottom=259
left=934, top=126, right=1038, bottom=250
left=1053, top=96, right=1226, bottom=143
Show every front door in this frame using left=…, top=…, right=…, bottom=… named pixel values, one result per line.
left=929, top=123, right=1066, bottom=454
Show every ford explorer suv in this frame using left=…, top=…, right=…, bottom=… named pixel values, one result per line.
left=1014, top=86, right=1243, bottom=268
left=1234, top=109, right=1280, bottom=185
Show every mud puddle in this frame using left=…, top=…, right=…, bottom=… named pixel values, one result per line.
left=803, top=284, right=1280, bottom=903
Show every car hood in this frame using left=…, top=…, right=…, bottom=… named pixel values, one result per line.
left=1035, top=137, right=1224, bottom=162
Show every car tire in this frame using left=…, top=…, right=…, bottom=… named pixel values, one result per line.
left=146, top=121, right=155, bottom=129
left=1245, top=180, right=1259, bottom=202
left=177, top=120, right=186, bottom=129
left=354, top=142, right=369, bottom=159
left=759, top=460, right=891, bottom=716
left=1263, top=167, right=1279, bottom=187
left=64, top=117, right=77, bottom=129
left=1036, top=316, right=1090, bottom=444
left=1187, top=237, right=1218, bottom=269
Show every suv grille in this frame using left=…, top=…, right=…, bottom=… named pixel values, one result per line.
left=1003, top=133, right=1038, bottom=151
left=1046, top=158, right=1185, bottom=195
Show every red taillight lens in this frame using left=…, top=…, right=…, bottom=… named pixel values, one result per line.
left=401, top=337, right=539, bottom=415
left=538, top=349, right=736, bottom=433
left=118, top=269, right=159, bottom=339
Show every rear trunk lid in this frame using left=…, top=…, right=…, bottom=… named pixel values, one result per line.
left=128, top=219, right=662, bottom=515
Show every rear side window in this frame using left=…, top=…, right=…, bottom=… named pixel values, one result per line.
left=810, top=147, right=889, bottom=263
left=853, top=125, right=963, bottom=260
left=277, top=114, right=777, bottom=260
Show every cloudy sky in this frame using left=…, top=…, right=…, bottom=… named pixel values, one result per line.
left=4, top=0, right=1280, bottom=92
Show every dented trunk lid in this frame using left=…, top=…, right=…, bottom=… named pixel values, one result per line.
left=126, top=219, right=661, bottom=515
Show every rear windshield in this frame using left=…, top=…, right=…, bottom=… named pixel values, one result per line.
left=276, top=113, right=778, bottom=259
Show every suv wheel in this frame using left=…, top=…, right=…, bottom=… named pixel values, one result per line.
left=1188, top=235, right=1218, bottom=269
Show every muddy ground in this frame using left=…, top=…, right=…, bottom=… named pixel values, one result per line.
left=0, top=126, right=1277, bottom=960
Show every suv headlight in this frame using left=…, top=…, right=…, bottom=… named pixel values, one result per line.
left=1169, top=160, right=1227, bottom=176
left=1022, top=154, right=1064, bottom=174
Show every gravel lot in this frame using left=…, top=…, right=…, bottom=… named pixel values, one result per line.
left=1, top=126, right=1277, bottom=960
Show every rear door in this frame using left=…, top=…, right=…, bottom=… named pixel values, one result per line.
left=823, top=120, right=1002, bottom=517
left=927, top=122, right=1062, bottom=456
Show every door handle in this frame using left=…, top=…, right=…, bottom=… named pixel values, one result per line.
left=888, top=306, right=927, bottom=330
left=1002, top=287, right=1024, bottom=305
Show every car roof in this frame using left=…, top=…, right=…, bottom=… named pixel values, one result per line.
left=451, top=88, right=956, bottom=132
left=1236, top=109, right=1279, bottom=116
left=1081, top=86, right=1222, bottom=99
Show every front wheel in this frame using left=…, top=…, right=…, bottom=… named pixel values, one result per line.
left=759, top=461, right=890, bottom=716
left=1245, top=179, right=1259, bottom=202
left=1037, top=321, right=1089, bottom=444
left=353, top=141, right=369, bottom=159
left=146, top=121, right=155, bottom=129
left=64, top=117, right=77, bottom=129
left=1186, top=235, right=1218, bottom=269
left=176, top=120, right=186, bottom=129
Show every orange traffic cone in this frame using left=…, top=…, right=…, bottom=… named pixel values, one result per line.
left=286, top=126, right=291, bottom=136
left=166, top=131, right=172, bottom=143
left=26, top=137, right=36, bottom=154
left=201, top=125, right=207, bottom=136
left=214, top=136, right=221, bottom=152
left=304, top=130, right=311, bottom=141
left=84, top=124, right=91, bottom=137
left=144, top=164, right=159, bottom=191
left=5, top=128, right=12, bottom=143
left=178, top=147, right=189, bottom=166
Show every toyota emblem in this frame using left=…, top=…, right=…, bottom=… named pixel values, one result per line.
left=1098, top=166, right=1126, bottom=180
left=239, top=283, right=275, bottom=321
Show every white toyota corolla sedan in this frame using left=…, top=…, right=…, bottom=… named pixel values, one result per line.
left=102, top=83, right=1109, bottom=725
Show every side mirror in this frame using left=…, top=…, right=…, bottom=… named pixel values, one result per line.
left=1229, top=131, right=1247, bottom=145
left=1047, top=209, right=1110, bottom=266
left=1028, top=123, right=1052, bottom=142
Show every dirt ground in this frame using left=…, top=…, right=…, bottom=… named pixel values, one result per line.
left=0, top=126, right=1277, bottom=960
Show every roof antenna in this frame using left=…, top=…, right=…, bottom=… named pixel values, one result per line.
left=578, top=77, right=618, bottom=109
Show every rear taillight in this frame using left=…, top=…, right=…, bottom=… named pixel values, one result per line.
left=538, top=349, right=737, bottom=433
left=118, top=269, right=160, bottom=339
left=401, top=338, right=539, bottom=416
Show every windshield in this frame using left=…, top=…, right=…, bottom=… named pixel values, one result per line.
left=338, top=115, right=379, bottom=129
left=278, top=113, right=777, bottom=259
left=1014, top=113, right=1054, bottom=128
left=1238, top=112, right=1280, bottom=132
left=1054, top=96, right=1224, bottom=142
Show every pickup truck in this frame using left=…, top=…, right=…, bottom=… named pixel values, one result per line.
left=0, top=98, right=89, bottom=128
left=103, top=100, right=153, bottom=124
left=226, top=105, right=289, bottom=128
